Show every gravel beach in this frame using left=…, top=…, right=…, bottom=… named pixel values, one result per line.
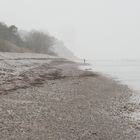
left=0, top=54, right=139, bottom=140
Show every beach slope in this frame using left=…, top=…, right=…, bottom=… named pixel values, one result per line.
left=0, top=53, right=139, bottom=139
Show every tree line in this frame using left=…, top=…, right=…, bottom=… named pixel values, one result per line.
left=0, top=22, right=56, bottom=55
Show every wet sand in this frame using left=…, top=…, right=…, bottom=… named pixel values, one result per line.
left=0, top=57, right=139, bottom=139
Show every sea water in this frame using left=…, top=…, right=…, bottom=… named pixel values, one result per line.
left=80, top=59, right=140, bottom=120
left=90, top=60, right=140, bottom=92
left=79, top=60, right=140, bottom=91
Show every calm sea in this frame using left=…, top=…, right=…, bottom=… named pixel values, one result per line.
left=88, top=60, right=140, bottom=92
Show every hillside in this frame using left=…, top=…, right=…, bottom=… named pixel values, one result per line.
left=0, top=22, right=76, bottom=59
left=52, top=40, right=76, bottom=60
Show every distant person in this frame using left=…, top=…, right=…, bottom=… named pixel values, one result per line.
left=84, top=59, right=86, bottom=64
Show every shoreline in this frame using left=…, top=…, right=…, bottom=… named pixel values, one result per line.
left=0, top=56, right=139, bottom=139
left=72, top=60, right=140, bottom=138
left=80, top=61, right=140, bottom=122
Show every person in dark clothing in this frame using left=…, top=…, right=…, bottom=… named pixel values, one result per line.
left=84, top=59, right=86, bottom=64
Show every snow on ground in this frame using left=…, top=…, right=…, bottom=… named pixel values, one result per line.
left=0, top=52, right=56, bottom=59
left=0, top=52, right=58, bottom=86
left=0, top=52, right=57, bottom=74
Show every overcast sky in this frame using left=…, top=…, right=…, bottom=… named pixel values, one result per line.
left=0, top=0, right=140, bottom=59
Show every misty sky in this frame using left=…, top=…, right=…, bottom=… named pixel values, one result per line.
left=0, top=0, right=140, bottom=59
